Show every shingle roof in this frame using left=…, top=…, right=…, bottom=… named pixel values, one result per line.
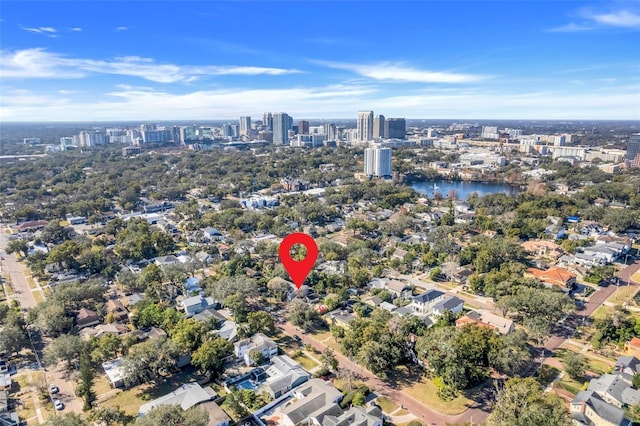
left=412, top=289, right=444, bottom=304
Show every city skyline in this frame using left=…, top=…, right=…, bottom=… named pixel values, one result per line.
left=1, top=1, right=639, bottom=121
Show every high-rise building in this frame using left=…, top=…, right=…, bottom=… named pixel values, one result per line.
left=263, top=112, right=273, bottom=131
left=627, top=134, right=640, bottom=168
left=78, top=130, right=107, bottom=147
left=364, top=147, right=392, bottom=177
left=323, top=123, right=337, bottom=140
left=357, top=111, right=374, bottom=142
left=481, top=126, right=499, bottom=140
left=240, top=116, right=251, bottom=136
left=298, top=120, right=310, bottom=135
left=385, top=118, right=406, bottom=139
left=273, top=113, right=290, bottom=145
left=373, top=114, right=385, bottom=139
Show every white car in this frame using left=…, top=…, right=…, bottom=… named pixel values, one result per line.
left=49, top=384, right=59, bottom=394
left=54, top=399, right=64, bottom=410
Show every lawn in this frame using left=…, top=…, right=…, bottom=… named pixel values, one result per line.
left=536, top=365, right=561, bottom=387
left=401, top=375, right=473, bottom=416
left=292, top=353, right=319, bottom=371
left=100, top=368, right=205, bottom=416
left=33, top=291, right=44, bottom=304
left=556, top=374, right=588, bottom=396
left=591, top=305, right=613, bottom=320
left=376, top=396, right=398, bottom=414
left=632, top=271, right=640, bottom=284
left=608, top=285, right=639, bottom=305
left=26, top=276, right=37, bottom=290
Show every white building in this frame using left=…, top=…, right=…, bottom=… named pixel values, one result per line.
left=357, top=111, right=374, bottom=142
left=364, top=147, right=392, bottom=177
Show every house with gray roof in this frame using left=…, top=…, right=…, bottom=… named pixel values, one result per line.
left=570, top=390, right=632, bottom=426
left=181, top=295, right=216, bottom=317
left=431, top=296, right=464, bottom=317
left=137, top=382, right=231, bottom=426
left=587, top=374, right=640, bottom=408
left=234, top=333, right=278, bottom=366
left=262, top=355, right=310, bottom=399
left=410, top=289, right=445, bottom=314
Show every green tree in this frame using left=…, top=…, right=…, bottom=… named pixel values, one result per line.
left=44, top=334, right=85, bottom=370
left=320, top=348, right=339, bottom=372
left=488, top=377, right=571, bottom=426
left=122, top=337, right=179, bottom=386
left=245, top=311, right=275, bottom=336
left=6, top=239, right=29, bottom=258
left=0, top=323, right=28, bottom=356
left=170, top=318, right=205, bottom=353
left=564, top=352, right=586, bottom=380
left=191, top=337, right=233, bottom=380
left=91, top=406, right=130, bottom=426
left=135, top=404, right=208, bottom=426
left=42, top=412, right=88, bottom=426
left=77, top=351, right=96, bottom=410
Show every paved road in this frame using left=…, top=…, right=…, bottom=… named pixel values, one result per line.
left=616, top=259, right=640, bottom=285
left=0, top=233, right=37, bottom=310
left=278, top=322, right=490, bottom=426
left=0, top=230, right=84, bottom=417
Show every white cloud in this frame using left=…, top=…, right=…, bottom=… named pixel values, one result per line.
left=1, top=84, right=638, bottom=121
left=0, top=48, right=303, bottom=83
left=70, top=27, right=83, bottom=32
left=115, top=26, right=130, bottom=32
left=550, top=8, right=640, bottom=32
left=313, top=60, right=487, bottom=83
left=21, top=26, right=58, bottom=37
left=588, top=10, right=640, bottom=28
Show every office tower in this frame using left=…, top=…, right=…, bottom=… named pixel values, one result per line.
left=373, top=115, right=385, bottom=139
left=240, top=116, right=251, bottom=136
left=263, top=112, right=273, bottom=131
left=357, top=111, right=374, bottom=142
left=78, top=130, right=107, bottom=147
left=627, top=134, right=640, bottom=168
left=180, top=126, right=196, bottom=143
left=481, top=126, right=499, bottom=140
left=273, top=113, right=290, bottom=145
left=323, top=123, right=337, bottom=140
left=364, top=147, right=392, bottom=177
left=554, top=135, right=566, bottom=146
left=385, top=118, right=406, bottom=139
left=298, top=120, right=310, bottom=135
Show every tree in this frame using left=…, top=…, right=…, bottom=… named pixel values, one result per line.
left=224, top=292, right=248, bottom=322
left=170, top=318, right=205, bottom=354
left=564, top=352, right=586, bottom=380
left=135, top=404, right=209, bottom=426
left=122, top=337, right=179, bottom=386
left=44, top=334, right=85, bottom=370
left=288, top=299, right=321, bottom=332
left=42, top=412, right=88, bottom=426
left=245, top=311, right=275, bottom=336
left=77, top=351, right=96, bottom=410
left=191, top=337, right=233, bottom=380
left=0, top=323, right=28, bottom=356
left=6, top=239, right=29, bottom=258
left=91, top=406, right=130, bottom=426
left=488, top=377, right=571, bottom=426
left=320, top=348, right=339, bottom=372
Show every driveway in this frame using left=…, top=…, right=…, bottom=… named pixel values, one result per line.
left=278, top=321, right=490, bottom=426
left=0, top=232, right=37, bottom=310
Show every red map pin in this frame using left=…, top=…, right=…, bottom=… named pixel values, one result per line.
left=279, top=232, right=318, bottom=289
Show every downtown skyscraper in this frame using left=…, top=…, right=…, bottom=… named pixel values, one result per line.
left=273, top=113, right=290, bottom=145
left=364, top=146, right=392, bottom=177
left=357, top=111, right=374, bottom=142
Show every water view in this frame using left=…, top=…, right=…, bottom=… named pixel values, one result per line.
left=411, top=180, right=521, bottom=201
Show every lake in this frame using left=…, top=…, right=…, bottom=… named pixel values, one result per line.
left=411, top=180, right=521, bottom=201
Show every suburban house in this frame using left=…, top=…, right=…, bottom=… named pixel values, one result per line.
left=262, top=355, right=310, bottom=398
left=102, top=358, right=126, bottom=388
left=614, top=356, right=640, bottom=384
left=570, top=391, right=632, bottom=426
left=138, top=382, right=231, bottom=426
left=456, top=310, right=515, bottom=335
left=154, top=255, right=181, bottom=266
left=181, top=295, right=217, bottom=317
left=76, top=308, right=101, bottom=329
left=431, top=296, right=464, bottom=317
left=325, top=309, right=357, bottom=329
left=410, top=289, right=445, bottom=314
left=369, top=278, right=411, bottom=299
left=625, top=337, right=640, bottom=358
left=525, top=267, right=576, bottom=290
left=16, top=220, right=49, bottom=232
left=520, top=239, right=564, bottom=259
left=234, top=333, right=278, bottom=366
left=275, top=378, right=383, bottom=426
left=79, top=323, right=130, bottom=340
left=106, top=299, right=129, bottom=322
left=587, top=374, right=640, bottom=408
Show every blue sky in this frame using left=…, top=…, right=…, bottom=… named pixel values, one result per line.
left=1, top=1, right=639, bottom=121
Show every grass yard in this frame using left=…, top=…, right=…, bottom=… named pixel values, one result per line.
left=556, top=374, right=588, bottom=396
left=26, top=276, right=37, bottom=289
left=401, top=376, right=473, bottom=416
left=608, top=285, right=639, bottom=305
left=32, top=291, right=43, bottom=304
left=43, top=287, right=52, bottom=296
left=292, top=353, right=319, bottom=371
left=100, top=368, right=205, bottom=416
left=376, top=396, right=398, bottom=414
left=591, top=305, right=613, bottom=320
left=586, top=357, right=614, bottom=375
left=536, top=365, right=561, bottom=387
left=632, top=271, right=640, bottom=284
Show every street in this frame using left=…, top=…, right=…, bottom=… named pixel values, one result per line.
left=277, top=321, right=490, bottom=426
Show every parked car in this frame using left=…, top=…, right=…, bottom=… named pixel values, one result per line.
left=293, top=335, right=302, bottom=343
left=54, top=400, right=64, bottom=410
left=49, top=384, right=59, bottom=394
